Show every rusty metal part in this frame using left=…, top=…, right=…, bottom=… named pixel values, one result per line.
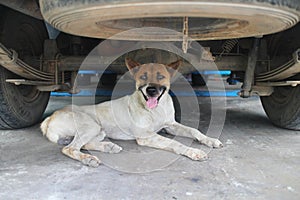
left=214, top=56, right=247, bottom=71
left=256, top=49, right=300, bottom=81
left=240, top=81, right=300, bottom=97
left=5, top=79, right=54, bottom=86
left=5, top=79, right=72, bottom=92
left=0, top=0, right=43, bottom=19
left=256, top=81, right=300, bottom=87
left=0, top=43, right=54, bottom=81
left=219, top=39, right=239, bottom=58
left=182, top=16, right=189, bottom=53
left=202, top=47, right=215, bottom=61
left=37, top=84, right=74, bottom=92
left=57, top=54, right=247, bottom=74
left=244, top=85, right=274, bottom=96
left=240, top=38, right=261, bottom=98
left=40, top=0, right=300, bottom=41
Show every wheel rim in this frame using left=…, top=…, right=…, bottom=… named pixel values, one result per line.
left=40, top=1, right=300, bottom=40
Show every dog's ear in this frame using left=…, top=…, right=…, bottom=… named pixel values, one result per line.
left=125, top=58, right=141, bottom=75
left=167, top=59, right=182, bottom=77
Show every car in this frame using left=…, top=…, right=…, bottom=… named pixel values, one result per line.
left=0, top=0, right=300, bottom=130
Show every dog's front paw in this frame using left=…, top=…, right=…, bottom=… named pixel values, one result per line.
left=103, top=142, right=123, bottom=153
left=185, top=148, right=208, bottom=161
left=82, top=155, right=101, bottom=167
left=202, top=137, right=223, bottom=148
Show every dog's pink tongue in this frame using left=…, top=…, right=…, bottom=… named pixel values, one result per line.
left=146, top=97, right=158, bottom=109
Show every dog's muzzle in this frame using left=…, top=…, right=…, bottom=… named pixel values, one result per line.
left=139, top=84, right=166, bottom=109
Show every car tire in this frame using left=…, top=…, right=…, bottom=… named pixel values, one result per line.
left=40, top=0, right=300, bottom=40
left=0, top=68, right=50, bottom=129
left=100, top=73, right=118, bottom=86
left=192, top=74, right=207, bottom=86
left=0, top=9, right=50, bottom=129
left=261, top=86, right=300, bottom=130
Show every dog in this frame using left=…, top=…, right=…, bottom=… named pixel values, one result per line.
left=41, top=58, right=223, bottom=167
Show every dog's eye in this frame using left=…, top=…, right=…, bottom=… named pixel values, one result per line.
left=140, top=74, right=147, bottom=80
left=157, top=74, right=165, bottom=80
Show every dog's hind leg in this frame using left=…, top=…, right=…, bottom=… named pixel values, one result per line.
left=62, top=133, right=102, bottom=167
left=61, top=113, right=103, bottom=167
left=83, top=139, right=122, bottom=153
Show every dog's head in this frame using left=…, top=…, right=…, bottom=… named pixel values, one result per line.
left=125, top=58, right=181, bottom=109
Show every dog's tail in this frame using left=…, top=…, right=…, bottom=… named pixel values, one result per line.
left=40, top=116, right=51, bottom=136
left=40, top=115, right=73, bottom=145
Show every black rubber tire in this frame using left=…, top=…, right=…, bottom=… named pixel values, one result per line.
left=261, top=86, right=300, bottom=130
left=100, top=73, right=118, bottom=86
left=0, top=68, right=50, bottom=129
left=40, top=0, right=300, bottom=40
left=192, top=74, right=207, bottom=86
left=0, top=9, right=50, bottom=129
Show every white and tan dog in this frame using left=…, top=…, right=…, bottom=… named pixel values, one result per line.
left=41, top=58, right=223, bottom=167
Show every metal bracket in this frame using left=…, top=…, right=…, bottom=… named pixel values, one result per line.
left=247, top=85, right=274, bottom=96
left=256, top=81, right=300, bottom=87
left=239, top=81, right=300, bottom=97
left=240, top=38, right=261, bottom=98
left=5, top=79, right=75, bottom=92
left=6, top=79, right=54, bottom=86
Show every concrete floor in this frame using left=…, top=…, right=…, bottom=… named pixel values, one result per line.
left=0, top=95, right=299, bottom=200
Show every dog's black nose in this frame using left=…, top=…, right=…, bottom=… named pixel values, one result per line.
left=146, top=86, right=158, bottom=97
